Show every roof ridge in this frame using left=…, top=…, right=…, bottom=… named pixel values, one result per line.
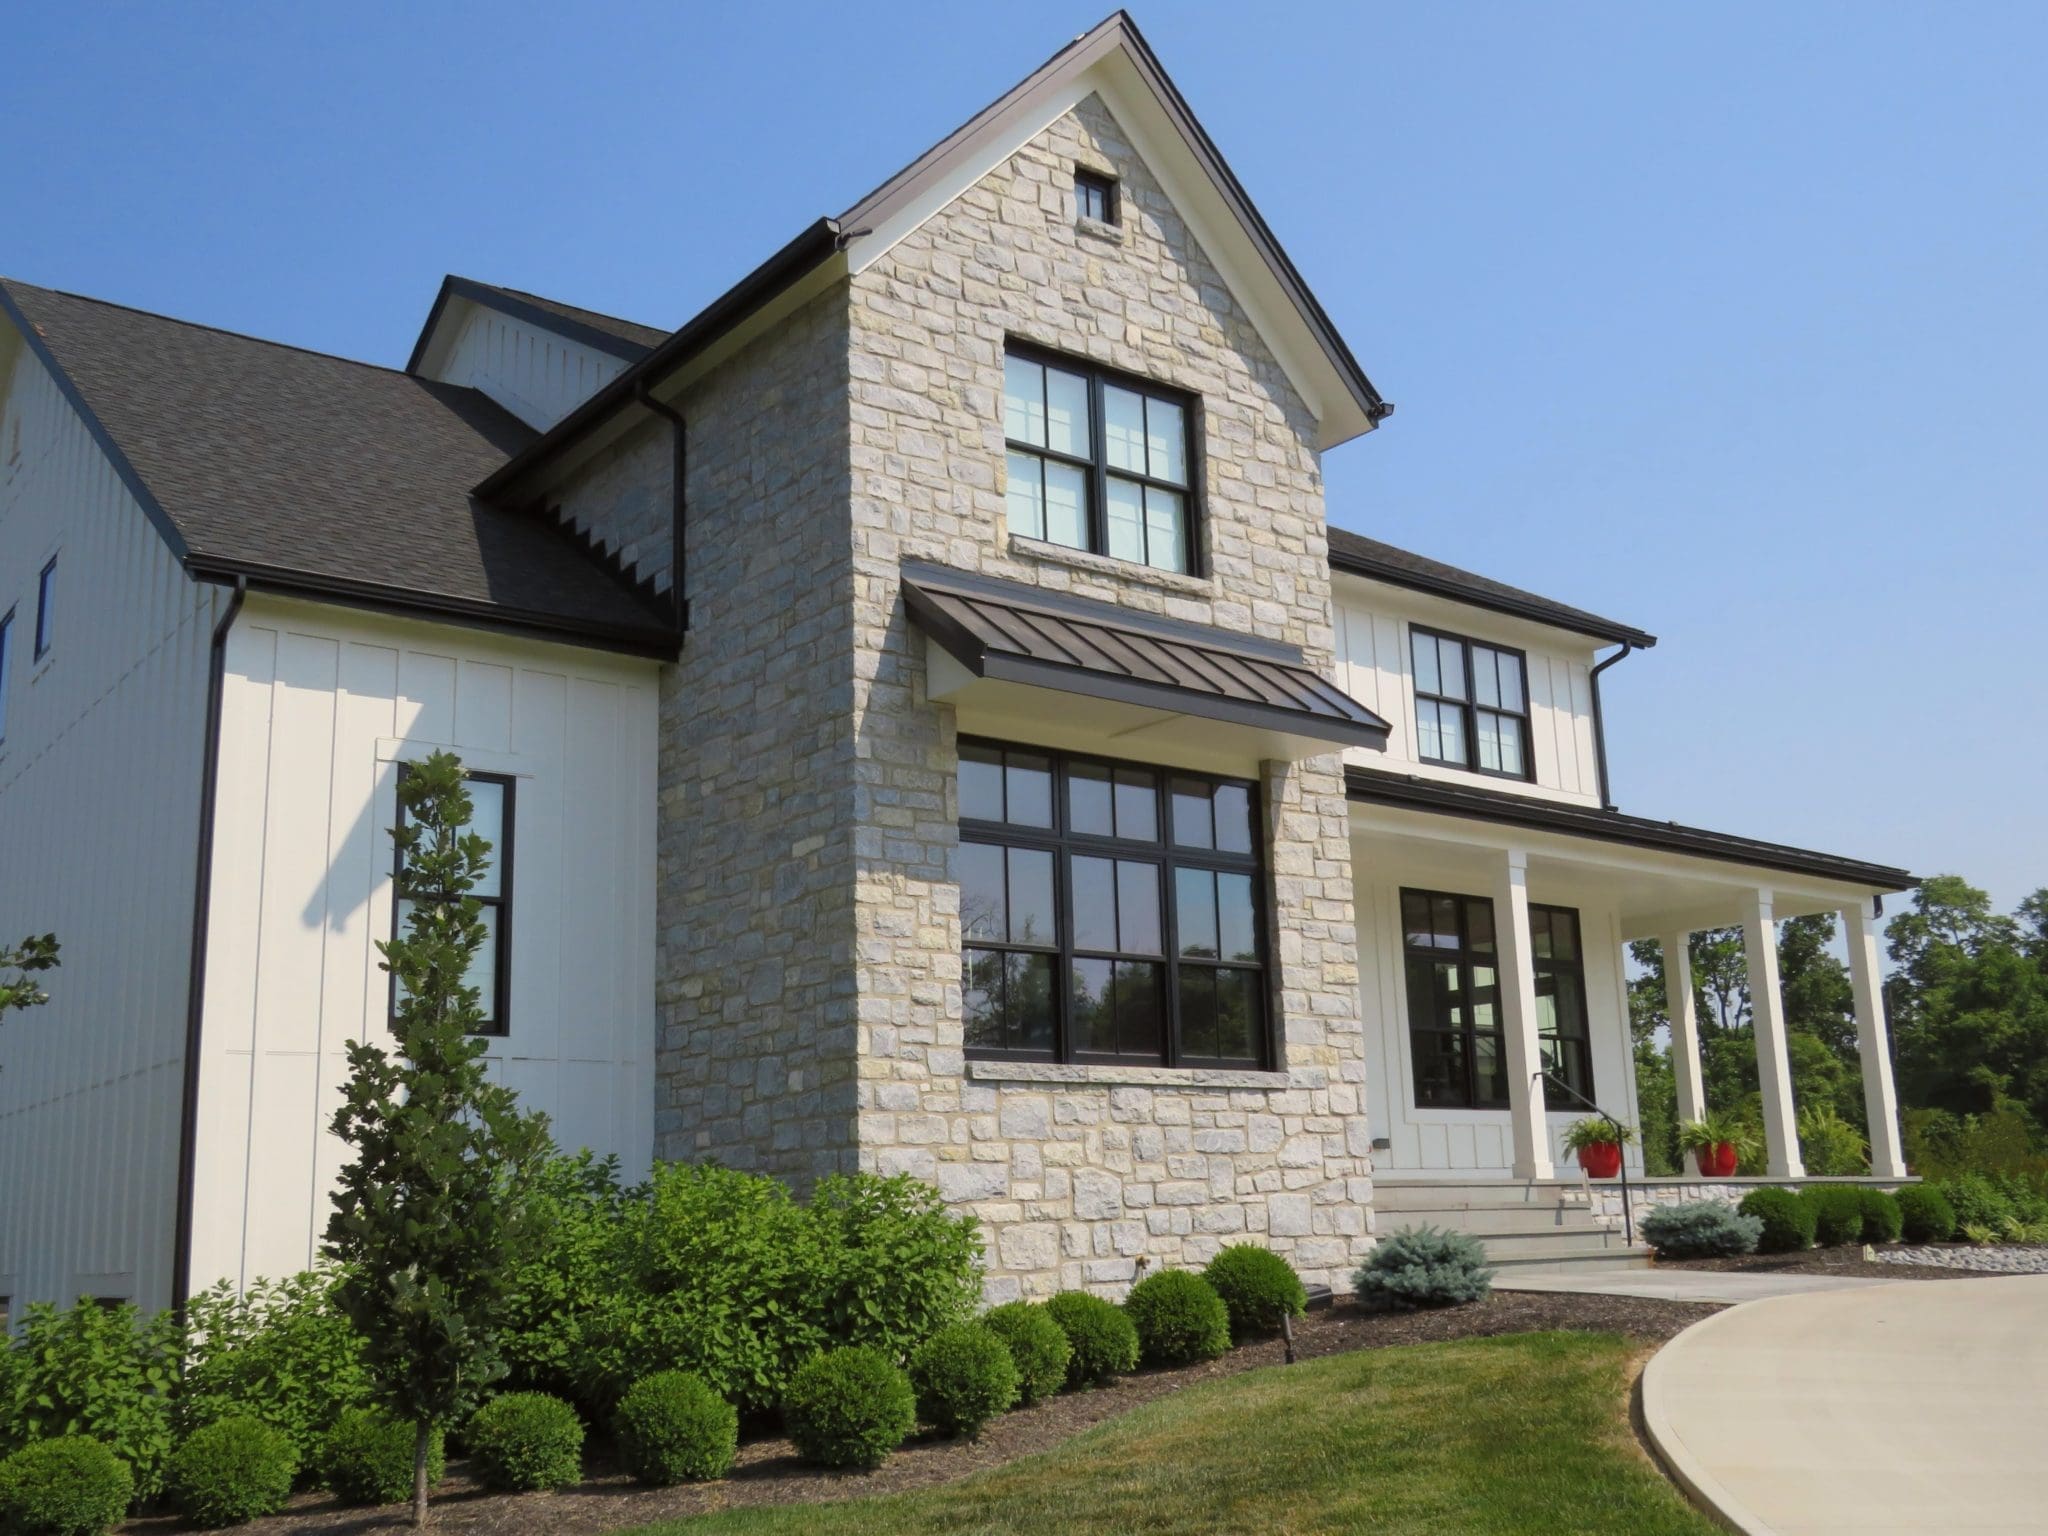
left=451, top=275, right=664, bottom=336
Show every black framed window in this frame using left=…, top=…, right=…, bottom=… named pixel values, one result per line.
left=1410, top=626, right=1531, bottom=779
left=1401, top=889, right=1507, bottom=1109
left=1075, top=168, right=1118, bottom=225
left=391, top=767, right=515, bottom=1037
left=1003, top=343, right=1196, bottom=575
left=0, top=608, right=12, bottom=742
left=33, top=557, right=55, bottom=660
left=961, top=741, right=1267, bottom=1068
left=1531, top=903, right=1594, bottom=1102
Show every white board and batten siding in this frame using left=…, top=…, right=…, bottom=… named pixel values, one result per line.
left=188, top=596, right=659, bottom=1296
left=1331, top=573, right=1606, bottom=807
left=0, top=328, right=219, bottom=1313
left=427, top=301, right=633, bottom=431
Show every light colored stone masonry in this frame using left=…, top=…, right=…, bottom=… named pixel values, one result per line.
left=556, top=430, right=674, bottom=595
left=844, top=94, right=1373, bottom=1299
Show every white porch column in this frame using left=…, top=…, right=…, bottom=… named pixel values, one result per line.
left=1844, top=898, right=1909, bottom=1178
left=1742, top=889, right=1805, bottom=1179
left=1664, top=931, right=1709, bottom=1176
left=1493, top=849, right=1554, bottom=1180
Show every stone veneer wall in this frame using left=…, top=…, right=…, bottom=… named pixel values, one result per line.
left=553, top=430, right=675, bottom=597
left=842, top=94, right=1373, bottom=1299
left=553, top=289, right=863, bottom=1188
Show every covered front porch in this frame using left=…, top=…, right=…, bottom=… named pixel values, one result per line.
left=1347, top=768, right=1914, bottom=1184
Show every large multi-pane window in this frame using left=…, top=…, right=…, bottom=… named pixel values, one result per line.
left=391, top=768, right=515, bottom=1037
left=1002, top=344, right=1197, bottom=575
left=1410, top=626, right=1532, bottom=779
left=1401, top=890, right=1594, bottom=1109
left=1531, top=903, right=1594, bottom=1102
left=960, top=741, right=1267, bottom=1068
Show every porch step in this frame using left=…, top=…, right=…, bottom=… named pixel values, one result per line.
left=1374, top=1177, right=1647, bottom=1270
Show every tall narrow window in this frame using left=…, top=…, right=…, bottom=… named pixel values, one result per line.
left=1400, top=889, right=1508, bottom=1109
left=0, top=609, right=12, bottom=742
left=1531, top=903, right=1594, bottom=1102
left=1003, top=343, right=1197, bottom=575
left=961, top=742, right=1266, bottom=1068
left=1075, top=168, right=1119, bottom=226
left=1410, top=627, right=1531, bottom=780
left=391, top=768, right=515, bottom=1037
left=33, top=558, right=55, bottom=659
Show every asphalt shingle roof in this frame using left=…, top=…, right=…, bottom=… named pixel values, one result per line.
left=0, top=278, right=674, bottom=653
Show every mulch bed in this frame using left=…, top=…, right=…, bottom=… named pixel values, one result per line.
left=127, top=1289, right=1718, bottom=1536
left=1659, top=1245, right=2022, bottom=1282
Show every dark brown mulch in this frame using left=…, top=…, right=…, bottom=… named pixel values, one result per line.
left=1659, top=1245, right=2013, bottom=1281
left=125, top=1289, right=1718, bottom=1536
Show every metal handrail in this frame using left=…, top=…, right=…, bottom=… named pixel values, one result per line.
left=1534, top=1070, right=1635, bottom=1248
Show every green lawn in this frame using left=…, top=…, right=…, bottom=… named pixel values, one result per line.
left=626, top=1331, right=1717, bottom=1536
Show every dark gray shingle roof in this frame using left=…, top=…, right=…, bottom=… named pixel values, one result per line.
left=0, top=278, right=674, bottom=654
left=1327, top=526, right=1655, bottom=648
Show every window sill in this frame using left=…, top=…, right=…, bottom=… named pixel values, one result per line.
left=1075, top=214, right=1124, bottom=244
left=967, top=1059, right=1298, bottom=1090
left=1005, top=535, right=1212, bottom=597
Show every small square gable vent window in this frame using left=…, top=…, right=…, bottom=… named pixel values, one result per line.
left=1075, top=169, right=1119, bottom=226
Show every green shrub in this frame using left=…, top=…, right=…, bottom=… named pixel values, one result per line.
left=1990, top=1172, right=2048, bottom=1225
left=1797, top=1105, right=1870, bottom=1177
left=164, top=1416, right=297, bottom=1528
left=907, top=1324, right=1018, bottom=1439
left=1960, top=1221, right=1998, bottom=1246
left=804, top=1174, right=984, bottom=1358
left=1803, top=1185, right=1867, bottom=1247
left=319, top=1408, right=443, bottom=1506
left=176, top=1270, right=370, bottom=1462
left=978, top=1303, right=1070, bottom=1406
left=1857, top=1188, right=1904, bottom=1244
left=465, top=1393, right=583, bottom=1493
left=1041, top=1292, right=1139, bottom=1388
left=500, top=1152, right=628, bottom=1407
left=0, top=1297, right=178, bottom=1499
left=613, top=1371, right=737, bottom=1486
left=1939, top=1173, right=2019, bottom=1232
left=781, top=1347, right=915, bottom=1471
left=1738, top=1187, right=1815, bottom=1253
left=1201, top=1245, right=1308, bottom=1341
left=0, top=1437, right=133, bottom=1536
left=1639, top=1201, right=1762, bottom=1258
left=1121, top=1271, right=1231, bottom=1367
left=1353, top=1226, right=1493, bottom=1311
left=1895, top=1183, right=1957, bottom=1243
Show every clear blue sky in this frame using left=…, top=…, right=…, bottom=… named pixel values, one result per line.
left=8, top=2, right=2042, bottom=914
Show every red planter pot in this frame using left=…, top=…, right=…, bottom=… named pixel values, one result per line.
left=1577, top=1141, right=1623, bottom=1179
left=1699, top=1141, right=1740, bottom=1178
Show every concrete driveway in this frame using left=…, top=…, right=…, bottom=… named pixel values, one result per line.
left=1642, top=1275, right=2048, bottom=1534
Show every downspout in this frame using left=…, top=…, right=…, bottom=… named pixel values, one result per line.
left=634, top=382, right=688, bottom=637
left=1587, top=642, right=1634, bottom=813
left=171, top=575, right=245, bottom=1311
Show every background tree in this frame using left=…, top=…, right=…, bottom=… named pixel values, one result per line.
left=0, top=933, right=59, bottom=1022
left=324, top=752, right=552, bottom=1527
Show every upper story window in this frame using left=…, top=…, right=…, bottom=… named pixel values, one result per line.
left=33, top=557, right=56, bottom=660
left=392, top=769, right=515, bottom=1037
left=1075, top=168, right=1119, bottom=226
left=960, top=741, right=1267, bottom=1069
left=1410, top=626, right=1531, bottom=780
left=0, top=608, right=12, bottom=742
left=1003, top=344, right=1196, bottom=575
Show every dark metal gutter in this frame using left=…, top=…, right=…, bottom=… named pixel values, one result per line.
left=473, top=219, right=843, bottom=500
left=633, top=384, right=689, bottom=636
left=1344, top=766, right=1915, bottom=891
left=1587, top=642, right=1634, bottom=810
left=171, top=576, right=246, bottom=1311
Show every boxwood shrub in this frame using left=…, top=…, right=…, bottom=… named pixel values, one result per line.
left=1895, top=1183, right=1957, bottom=1243
left=1639, top=1201, right=1763, bottom=1258
left=0, top=1437, right=134, bottom=1536
left=908, top=1323, right=1018, bottom=1439
left=1201, top=1245, right=1308, bottom=1341
left=1352, top=1226, right=1492, bottom=1311
left=781, top=1347, right=916, bottom=1471
left=1121, top=1271, right=1231, bottom=1367
left=613, top=1371, right=737, bottom=1485
left=320, top=1408, right=443, bottom=1506
left=466, top=1393, right=584, bottom=1493
left=1803, top=1185, right=1867, bottom=1247
left=1857, top=1187, right=1904, bottom=1244
left=1737, top=1186, right=1815, bottom=1253
left=164, top=1415, right=297, bottom=1528
left=1042, top=1292, right=1139, bottom=1389
left=978, top=1302, right=1070, bottom=1406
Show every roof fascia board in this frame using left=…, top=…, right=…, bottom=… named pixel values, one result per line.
left=0, top=280, right=193, bottom=566
left=1329, top=554, right=1658, bottom=650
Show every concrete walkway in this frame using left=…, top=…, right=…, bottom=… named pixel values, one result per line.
left=1641, top=1275, right=2048, bottom=1534
left=1497, top=1266, right=1893, bottom=1304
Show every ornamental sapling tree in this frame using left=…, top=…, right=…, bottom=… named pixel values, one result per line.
left=0, top=933, right=58, bottom=1025
left=323, top=751, right=551, bottom=1527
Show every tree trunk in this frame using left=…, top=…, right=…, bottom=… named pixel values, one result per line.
left=412, top=1423, right=431, bottom=1527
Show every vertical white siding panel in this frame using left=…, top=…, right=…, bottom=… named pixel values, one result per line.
left=429, top=307, right=632, bottom=431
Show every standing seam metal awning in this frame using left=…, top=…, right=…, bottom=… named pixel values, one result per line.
left=901, top=560, right=1390, bottom=751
